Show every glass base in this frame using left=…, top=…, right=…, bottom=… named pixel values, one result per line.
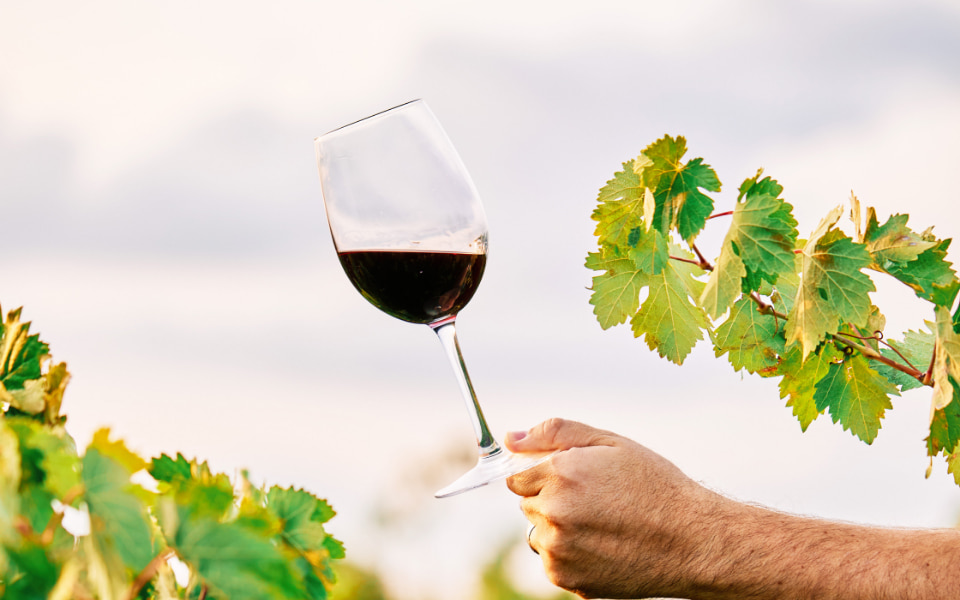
left=435, top=449, right=555, bottom=498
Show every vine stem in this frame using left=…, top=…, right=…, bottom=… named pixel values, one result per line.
left=707, top=210, right=734, bottom=220
left=748, top=291, right=788, bottom=321
left=831, top=333, right=928, bottom=384
left=690, top=243, right=712, bottom=271
left=125, top=548, right=176, bottom=600
left=923, top=342, right=937, bottom=386
left=667, top=240, right=929, bottom=386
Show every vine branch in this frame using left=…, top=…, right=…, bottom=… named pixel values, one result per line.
left=666, top=242, right=929, bottom=387
left=831, top=332, right=927, bottom=385
left=707, top=210, right=734, bottom=220
left=125, top=548, right=176, bottom=600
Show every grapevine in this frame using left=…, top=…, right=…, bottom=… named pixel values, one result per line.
left=0, top=305, right=344, bottom=599
left=586, top=135, right=960, bottom=483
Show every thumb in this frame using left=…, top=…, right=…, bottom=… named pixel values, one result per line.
left=505, top=418, right=618, bottom=453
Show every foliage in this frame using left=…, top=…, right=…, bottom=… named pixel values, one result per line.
left=587, top=135, right=960, bottom=482
left=476, top=539, right=576, bottom=600
left=0, top=305, right=344, bottom=599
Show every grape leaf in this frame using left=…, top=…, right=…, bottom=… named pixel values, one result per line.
left=592, top=161, right=646, bottom=248
left=873, top=327, right=933, bottom=392
left=778, top=343, right=843, bottom=431
left=771, top=248, right=802, bottom=316
left=928, top=376, right=960, bottom=457
left=861, top=209, right=937, bottom=266
left=149, top=452, right=194, bottom=485
left=586, top=249, right=648, bottom=330
left=0, top=418, right=20, bottom=543
left=6, top=417, right=80, bottom=500
left=630, top=249, right=709, bottom=364
left=2, top=542, right=61, bottom=600
left=701, top=173, right=799, bottom=318
left=82, top=439, right=156, bottom=573
left=731, top=173, right=800, bottom=286
left=932, top=306, right=960, bottom=413
left=699, top=241, right=746, bottom=320
left=784, top=206, right=875, bottom=358
left=628, top=226, right=670, bottom=276
left=640, top=135, right=721, bottom=243
left=949, top=450, right=960, bottom=486
left=712, top=296, right=784, bottom=375
left=269, top=487, right=332, bottom=554
left=173, top=517, right=304, bottom=600
left=813, top=353, right=899, bottom=444
left=885, top=238, right=960, bottom=308
left=0, top=307, right=50, bottom=395
left=267, top=486, right=344, bottom=599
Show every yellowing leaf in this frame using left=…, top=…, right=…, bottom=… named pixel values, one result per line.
left=785, top=207, right=875, bottom=358
left=89, top=428, right=147, bottom=474
left=862, top=209, right=937, bottom=266
left=586, top=250, right=648, bottom=330
left=700, top=241, right=746, bottom=319
left=932, top=306, right=960, bottom=416
left=712, top=296, right=784, bottom=374
left=630, top=250, right=709, bottom=364
left=592, top=162, right=646, bottom=248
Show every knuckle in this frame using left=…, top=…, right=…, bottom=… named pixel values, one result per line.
left=538, top=417, right=567, bottom=443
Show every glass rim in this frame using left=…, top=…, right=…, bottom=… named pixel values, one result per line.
left=315, top=99, right=424, bottom=141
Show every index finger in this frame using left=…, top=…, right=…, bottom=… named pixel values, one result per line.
left=506, top=456, right=554, bottom=497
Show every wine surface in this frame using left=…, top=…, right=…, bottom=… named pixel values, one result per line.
left=337, top=249, right=486, bottom=324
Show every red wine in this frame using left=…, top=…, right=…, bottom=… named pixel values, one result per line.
left=337, top=249, right=486, bottom=324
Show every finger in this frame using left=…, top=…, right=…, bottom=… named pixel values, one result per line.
left=506, top=460, right=552, bottom=497
left=505, top=418, right=619, bottom=454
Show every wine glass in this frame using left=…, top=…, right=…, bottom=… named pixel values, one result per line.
left=315, top=99, right=550, bottom=498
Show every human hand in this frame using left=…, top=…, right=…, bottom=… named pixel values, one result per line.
left=506, top=418, right=728, bottom=599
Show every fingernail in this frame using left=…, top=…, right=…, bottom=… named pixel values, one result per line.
left=506, top=430, right=527, bottom=443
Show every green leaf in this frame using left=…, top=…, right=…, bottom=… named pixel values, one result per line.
left=813, top=353, right=899, bottom=444
left=730, top=172, right=800, bottom=287
left=82, top=444, right=156, bottom=573
left=311, top=498, right=336, bottom=526
left=149, top=453, right=194, bottom=485
left=0, top=307, right=49, bottom=394
left=712, top=296, right=784, bottom=375
left=267, top=487, right=344, bottom=598
left=785, top=207, right=876, bottom=358
left=874, top=327, right=933, bottom=392
left=640, top=135, right=721, bottom=243
left=630, top=249, right=710, bottom=364
left=928, top=376, right=960, bottom=457
left=586, top=249, right=648, bottom=330
left=268, top=487, right=330, bottom=554
left=885, top=239, right=960, bottom=308
left=777, top=343, right=843, bottom=431
left=628, top=226, right=670, bottom=276
left=2, top=542, right=60, bottom=600
left=173, top=517, right=304, bottom=600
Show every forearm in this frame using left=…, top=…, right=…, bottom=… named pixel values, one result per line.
left=684, top=493, right=960, bottom=600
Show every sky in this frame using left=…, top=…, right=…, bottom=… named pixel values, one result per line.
left=3, top=0, right=960, bottom=597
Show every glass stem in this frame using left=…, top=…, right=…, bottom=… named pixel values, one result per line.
left=430, top=316, right=502, bottom=459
